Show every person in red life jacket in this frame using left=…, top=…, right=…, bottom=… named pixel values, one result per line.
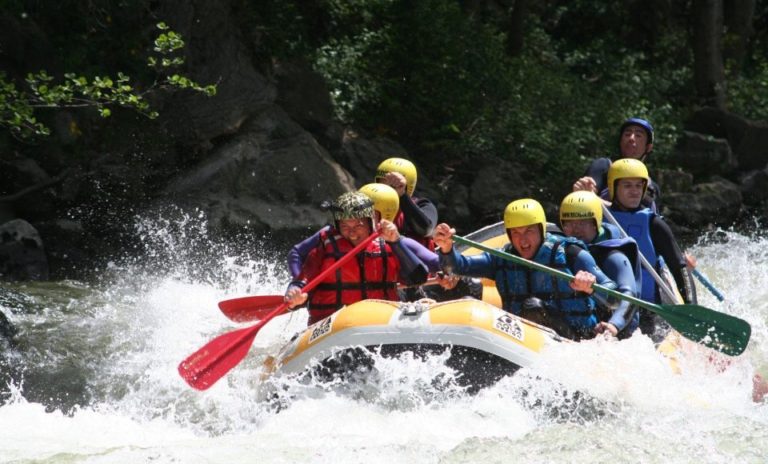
left=287, top=184, right=441, bottom=287
left=573, top=118, right=662, bottom=212
left=375, top=157, right=438, bottom=250
left=284, top=190, right=432, bottom=325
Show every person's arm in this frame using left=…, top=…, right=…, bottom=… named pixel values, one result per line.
left=650, top=217, right=694, bottom=303
left=438, top=245, right=497, bottom=280
left=389, top=238, right=429, bottom=285
left=287, top=226, right=328, bottom=279
left=596, top=250, right=638, bottom=332
left=570, top=248, right=617, bottom=307
left=581, top=157, right=612, bottom=193
left=401, top=236, right=440, bottom=273
left=399, top=194, right=438, bottom=237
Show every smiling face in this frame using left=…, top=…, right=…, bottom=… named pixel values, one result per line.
left=338, top=218, right=372, bottom=245
left=620, top=124, right=652, bottom=158
left=615, top=178, right=647, bottom=209
left=507, top=224, right=543, bottom=259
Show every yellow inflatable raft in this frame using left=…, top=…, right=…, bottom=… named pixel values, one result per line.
left=260, top=220, right=695, bottom=393
left=261, top=298, right=562, bottom=392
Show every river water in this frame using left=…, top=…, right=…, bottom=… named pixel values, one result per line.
left=0, top=214, right=766, bottom=463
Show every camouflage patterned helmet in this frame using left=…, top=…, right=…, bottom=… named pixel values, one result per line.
left=330, top=191, right=375, bottom=221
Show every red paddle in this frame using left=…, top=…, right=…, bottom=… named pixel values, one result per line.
left=218, top=295, right=286, bottom=322
left=219, top=277, right=442, bottom=323
left=178, top=231, right=381, bottom=390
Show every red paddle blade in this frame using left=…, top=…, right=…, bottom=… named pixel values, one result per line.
left=178, top=321, right=264, bottom=390
left=218, top=295, right=285, bottom=322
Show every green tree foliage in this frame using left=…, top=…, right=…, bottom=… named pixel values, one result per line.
left=0, top=22, right=216, bottom=139
left=271, top=0, right=697, bottom=198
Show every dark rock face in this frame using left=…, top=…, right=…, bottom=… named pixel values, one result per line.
left=0, top=219, right=49, bottom=281
left=673, top=131, right=737, bottom=178
left=3, top=3, right=768, bottom=281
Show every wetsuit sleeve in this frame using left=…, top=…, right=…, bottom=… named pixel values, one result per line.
left=287, top=226, right=328, bottom=279
left=389, top=238, right=429, bottom=285
left=582, top=157, right=612, bottom=193
left=598, top=250, right=639, bottom=332
left=570, top=248, right=617, bottom=309
left=400, top=194, right=438, bottom=237
left=401, top=236, right=440, bottom=273
left=650, top=217, right=694, bottom=303
left=438, top=246, right=497, bottom=280
left=642, top=179, right=662, bottom=213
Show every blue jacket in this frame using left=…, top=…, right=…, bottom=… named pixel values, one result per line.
left=607, top=208, right=661, bottom=303
left=440, top=233, right=614, bottom=331
left=589, top=223, right=642, bottom=335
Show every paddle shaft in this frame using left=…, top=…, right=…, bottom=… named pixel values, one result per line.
left=452, top=235, right=668, bottom=316
left=179, top=231, right=382, bottom=389
left=692, top=268, right=726, bottom=302
left=601, top=205, right=680, bottom=304
left=220, top=276, right=441, bottom=323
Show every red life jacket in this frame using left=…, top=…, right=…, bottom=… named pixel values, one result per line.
left=393, top=204, right=435, bottom=251
left=305, top=228, right=400, bottom=323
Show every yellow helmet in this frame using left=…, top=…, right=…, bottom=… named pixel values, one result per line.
left=359, top=183, right=400, bottom=222
left=559, top=191, right=603, bottom=234
left=503, top=199, right=546, bottom=236
left=607, top=158, right=649, bottom=200
left=375, top=157, right=417, bottom=196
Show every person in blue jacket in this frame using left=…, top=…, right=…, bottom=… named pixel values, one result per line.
left=606, top=158, right=694, bottom=339
left=559, top=191, right=641, bottom=339
left=433, top=198, right=617, bottom=341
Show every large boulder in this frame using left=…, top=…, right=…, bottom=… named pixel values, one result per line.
left=156, top=0, right=277, bottom=144
left=739, top=169, right=768, bottom=205
left=685, top=108, right=768, bottom=171
left=662, top=177, right=743, bottom=228
left=672, top=131, right=737, bottom=178
left=163, top=105, right=356, bottom=232
left=0, top=219, right=49, bottom=281
left=274, top=59, right=335, bottom=138
left=468, top=161, right=532, bottom=225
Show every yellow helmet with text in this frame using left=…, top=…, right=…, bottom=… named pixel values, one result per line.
left=375, top=157, right=417, bottom=196
left=607, top=158, right=649, bottom=200
left=359, top=183, right=400, bottom=222
left=559, top=191, right=603, bottom=234
left=503, top=198, right=546, bottom=237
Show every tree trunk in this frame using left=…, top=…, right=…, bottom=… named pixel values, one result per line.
left=692, top=0, right=727, bottom=109
left=506, top=0, right=527, bottom=56
left=723, top=0, right=755, bottom=77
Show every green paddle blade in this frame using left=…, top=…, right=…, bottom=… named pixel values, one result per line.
left=655, top=303, right=751, bottom=356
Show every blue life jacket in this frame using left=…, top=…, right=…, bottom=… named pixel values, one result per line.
left=495, top=234, right=597, bottom=330
left=590, top=224, right=642, bottom=334
left=592, top=223, right=642, bottom=293
left=607, top=208, right=661, bottom=303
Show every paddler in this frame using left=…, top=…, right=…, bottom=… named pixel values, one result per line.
left=433, top=198, right=618, bottom=341
left=573, top=117, right=662, bottom=212
left=284, top=189, right=433, bottom=325
left=558, top=191, right=641, bottom=339
left=605, top=158, right=694, bottom=340
left=374, top=157, right=438, bottom=250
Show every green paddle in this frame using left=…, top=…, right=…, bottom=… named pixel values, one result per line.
left=452, top=234, right=751, bottom=356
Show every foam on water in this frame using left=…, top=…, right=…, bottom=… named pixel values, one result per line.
left=1, top=215, right=767, bottom=463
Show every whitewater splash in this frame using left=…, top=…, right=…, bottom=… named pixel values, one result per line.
left=0, top=213, right=767, bottom=463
